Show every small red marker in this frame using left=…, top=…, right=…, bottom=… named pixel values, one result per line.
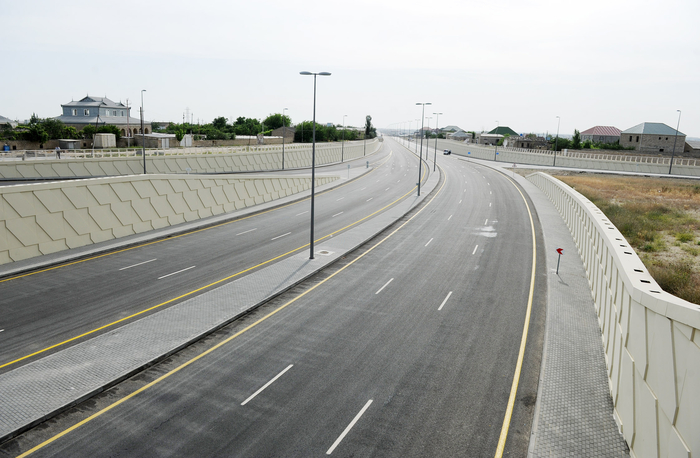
left=556, top=248, right=564, bottom=274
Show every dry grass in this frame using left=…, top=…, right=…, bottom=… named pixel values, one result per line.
left=553, top=173, right=700, bottom=304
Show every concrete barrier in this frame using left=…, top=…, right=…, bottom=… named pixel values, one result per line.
left=432, top=140, right=700, bottom=177
left=527, top=172, right=700, bottom=457
left=0, top=174, right=337, bottom=264
left=0, top=139, right=381, bottom=179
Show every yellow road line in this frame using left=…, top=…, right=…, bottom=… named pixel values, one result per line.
left=493, top=172, right=538, bottom=458
left=0, top=153, right=393, bottom=285
left=0, top=151, right=423, bottom=370
left=15, top=150, right=443, bottom=458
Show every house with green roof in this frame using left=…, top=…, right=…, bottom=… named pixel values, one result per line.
left=488, top=126, right=519, bottom=136
left=619, top=122, right=685, bottom=154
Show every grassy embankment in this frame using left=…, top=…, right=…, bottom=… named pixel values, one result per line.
left=554, top=174, right=700, bottom=304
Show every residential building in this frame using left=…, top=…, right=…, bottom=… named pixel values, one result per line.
left=488, top=126, right=519, bottom=136
left=0, top=115, right=18, bottom=128
left=440, top=125, right=463, bottom=133
left=54, top=95, right=151, bottom=138
left=447, top=130, right=471, bottom=141
left=580, top=126, right=621, bottom=144
left=271, top=126, right=295, bottom=141
left=619, top=122, right=686, bottom=154
left=504, top=135, right=549, bottom=150
left=474, top=133, right=502, bottom=145
left=684, top=140, right=700, bottom=157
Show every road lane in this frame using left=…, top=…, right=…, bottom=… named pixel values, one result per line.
left=0, top=143, right=432, bottom=371
left=6, top=137, right=546, bottom=457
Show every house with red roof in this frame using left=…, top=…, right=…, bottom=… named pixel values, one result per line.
left=580, top=126, right=621, bottom=144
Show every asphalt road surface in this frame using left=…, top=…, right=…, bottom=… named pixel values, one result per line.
left=1, top=137, right=546, bottom=457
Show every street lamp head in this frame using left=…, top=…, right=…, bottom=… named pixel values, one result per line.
left=416, top=102, right=432, bottom=106
left=300, top=71, right=312, bottom=75
left=300, top=71, right=331, bottom=76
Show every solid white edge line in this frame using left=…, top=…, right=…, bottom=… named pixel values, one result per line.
left=119, top=258, right=157, bottom=271
left=438, top=291, right=453, bottom=311
left=489, top=202, right=492, bottom=207
left=375, top=278, right=394, bottom=294
left=332, top=212, right=344, bottom=218
left=236, top=228, right=258, bottom=236
left=157, top=265, right=196, bottom=279
left=459, top=200, right=462, bottom=204
left=241, top=364, right=294, bottom=406
left=336, top=197, right=345, bottom=201
left=448, top=215, right=453, bottom=221
left=485, top=219, right=488, bottom=225
left=296, top=211, right=308, bottom=216
left=326, top=399, right=373, bottom=455
left=472, top=245, right=478, bottom=255
left=425, top=238, right=433, bottom=247
left=366, top=198, right=373, bottom=202
left=271, top=232, right=292, bottom=241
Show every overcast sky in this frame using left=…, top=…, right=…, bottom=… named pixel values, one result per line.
left=3, top=0, right=699, bottom=137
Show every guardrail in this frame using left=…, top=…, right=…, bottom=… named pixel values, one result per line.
left=527, top=172, right=700, bottom=457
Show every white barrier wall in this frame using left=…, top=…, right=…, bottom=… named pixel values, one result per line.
left=0, top=139, right=380, bottom=179
left=0, top=174, right=337, bottom=264
left=527, top=172, right=700, bottom=458
left=429, top=140, right=700, bottom=177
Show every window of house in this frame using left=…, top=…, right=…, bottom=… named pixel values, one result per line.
left=660, top=148, right=664, bottom=152
left=84, top=109, right=90, bottom=116
left=665, top=137, right=668, bottom=140
left=121, top=111, right=124, bottom=117
left=659, top=137, right=662, bottom=140
left=636, top=136, right=639, bottom=142
left=629, top=136, right=633, bottom=141
left=113, top=110, right=117, bottom=116
left=72, top=109, right=77, bottom=116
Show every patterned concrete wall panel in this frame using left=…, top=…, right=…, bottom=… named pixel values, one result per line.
left=181, top=190, right=204, bottom=213
left=96, top=162, right=121, bottom=176
left=51, top=163, right=74, bottom=177
left=186, top=179, right=203, bottom=191
left=633, top=377, right=659, bottom=458
left=112, top=161, right=133, bottom=176
left=67, top=162, right=91, bottom=177
left=88, top=204, right=122, bottom=231
left=110, top=182, right=141, bottom=203
left=646, top=312, right=679, bottom=423
left=36, top=212, right=68, bottom=241
left=168, top=213, right=186, bottom=226
left=17, top=165, right=40, bottom=178
left=151, top=179, right=176, bottom=196
left=672, top=324, right=700, bottom=453
left=0, top=165, right=20, bottom=178
left=63, top=208, right=95, bottom=236
left=132, top=221, right=154, bottom=234
left=254, top=180, right=267, bottom=198
left=124, top=160, right=144, bottom=175
left=84, top=162, right=107, bottom=176
left=150, top=195, right=177, bottom=220
left=112, top=224, right=135, bottom=239
left=5, top=216, right=40, bottom=248
left=4, top=192, right=43, bottom=218
left=166, top=193, right=190, bottom=215
left=130, top=198, right=158, bottom=224
left=110, top=200, right=139, bottom=227
left=86, top=184, right=121, bottom=206
left=132, top=181, right=159, bottom=200
left=169, top=179, right=190, bottom=194
left=196, top=187, right=215, bottom=209
left=9, top=244, right=42, bottom=262
left=243, top=181, right=258, bottom=201
left=34, top=164, right=59, bottom=177
left=38, top=239, right=68, bottom=256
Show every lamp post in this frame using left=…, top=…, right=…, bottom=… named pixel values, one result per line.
left=669, top=110, right=682, bottom=175
left=554, top=116, right=560, bottom=167
left=300, top=71, right=331, bottom=260
left=342, top=114, right=347, bottom=162
left=425, top=116, right=432, bottom=161
left=494, top=120, right=499, bottom=161
left=433, top=112, right=442, bottom=171
left=141, top=89, right=146, bottom=174
left=415, top=119, right=420, bottom=153
left=282, top=107, right=288, bottom=170
left=416, top=103, right=431, bottom=197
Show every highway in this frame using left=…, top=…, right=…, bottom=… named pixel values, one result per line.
left=0, top=142, right=425, bottom=372
left=2, top=137, right=546, bottom=457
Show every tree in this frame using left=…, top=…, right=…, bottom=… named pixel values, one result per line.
left=263, top=113, right=291, bottom=131
left=97, top=124, right=122, bottom=141
left=82, top=124, right=96, bottom=139
left=42, top=118, right=66, bottom=140
left=365, top=115, right=377, bottom=139
left=497, top=133, right=511, bottom=146
left=571, top=129, right=581, bottom=149
left=212, top=117, right=228, bottom=131
left=26, top=123, right=49, bottom=144
left=175, top=128, right=185, bottom=143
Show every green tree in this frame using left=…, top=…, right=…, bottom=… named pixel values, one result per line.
left=82, top=124, right=96, bottom=139
left=364, top=115, right=377, bottom=139
left=212, top=116, right=228, bottom=131
left=26, top=123, right=49, bottom=144
left=42, top=118, right=66, bottom=140
left=497, top=133, right=511, bottom=146
left=572, top=129, right=581, bottom=149
left=263, top=113, right=291, bottom=131
left=175, top=128, right=185, bottom=143
left=97, top=124, right=122, bottom=141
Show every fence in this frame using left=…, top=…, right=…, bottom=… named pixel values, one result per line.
left=527, top=172, right=700, bottom=457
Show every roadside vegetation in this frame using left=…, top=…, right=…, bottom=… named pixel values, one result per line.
left=554, top=173, right=700, bottom=304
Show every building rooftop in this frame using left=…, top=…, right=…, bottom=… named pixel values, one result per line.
left=488, top=126, right=518, bottom=136
left=62, top=96, right=127, bottom=109
left=621, top=122, right=684, bottom=136
left=580, top=126, right=621, bottom=136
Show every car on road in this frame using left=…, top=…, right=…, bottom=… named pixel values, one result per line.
left=443, top=149, right=452, bottom=155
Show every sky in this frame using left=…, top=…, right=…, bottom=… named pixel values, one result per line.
left=2, top=0, right=700, bottom=137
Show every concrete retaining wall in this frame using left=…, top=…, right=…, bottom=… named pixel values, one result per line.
left=0, top=174, right=337, bottom=265
left=434, top=140, right=700, bottom=177
left=527, top=172, right=700, bottom=457
left=0, top=139, right=381, bottom=179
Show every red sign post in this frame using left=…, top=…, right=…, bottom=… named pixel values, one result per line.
left=556, top=248, right=564, bottom=274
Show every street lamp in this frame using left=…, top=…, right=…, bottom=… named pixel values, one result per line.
left=554, top=116, right=560, bottom=166
left=415, top=119, right=420, bottom=153
left=494, top=120, right=499, bottom=161
left=433, top=112, right=442, bottom=171
left=342, top=114, right=347, bottom=162
left=141, top=89, right=146, bottom=174
left=300, top=71, right=331, bottom=260
left=425, top=116, right=432, bottom=161
left=282, top=107, right=288, bottom=170
left=669, top=110, right=682, bottom=175
left=416, top=103, right=431, bottom=197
